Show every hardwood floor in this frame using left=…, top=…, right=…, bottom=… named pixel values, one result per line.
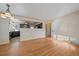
left=10, top=37, right=20, bottom=43
left=0, top=37, right=79, bottom=56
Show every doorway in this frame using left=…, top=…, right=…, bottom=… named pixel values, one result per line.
left=45, top=21, right=52, bottom=37
left=9, top=19, right=20, bottom=43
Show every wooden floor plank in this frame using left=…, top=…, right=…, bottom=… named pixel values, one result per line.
left=0, top=37, right=79, bottom=56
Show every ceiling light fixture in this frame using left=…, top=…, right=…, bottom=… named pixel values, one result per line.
left=0, top=4, right=14, bottom=20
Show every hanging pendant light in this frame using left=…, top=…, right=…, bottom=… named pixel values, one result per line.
left=0, top=4, right=14, bottom=19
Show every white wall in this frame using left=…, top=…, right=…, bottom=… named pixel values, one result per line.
left=52, top=11, right=79, bottom=44
left=0, top=18, right=9, bottom=45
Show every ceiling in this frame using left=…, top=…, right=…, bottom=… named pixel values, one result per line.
left=1, top=3, right=79, bottom=21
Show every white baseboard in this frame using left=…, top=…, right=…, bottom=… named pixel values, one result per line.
left=20, top=37, right=45, bottom=41
left=0, top=41, right=9, bottom=45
